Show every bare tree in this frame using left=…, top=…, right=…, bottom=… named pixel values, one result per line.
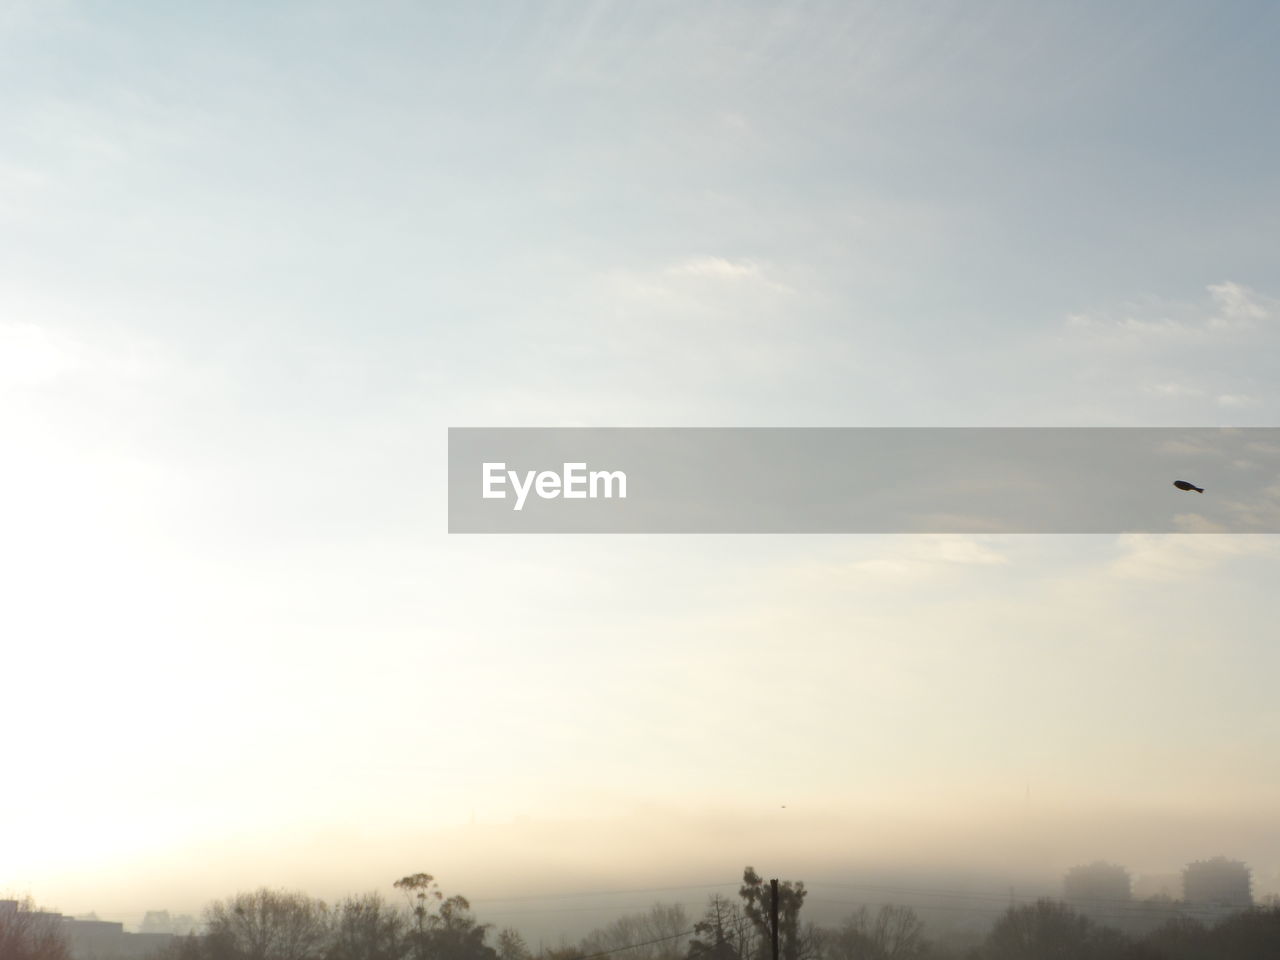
left=579, top=903, right=691, bottom=960
left=155, top=933, right=208, bottom=960
left=980, top=899, right=1127, bottom=960
left=497, top=928, right=532, bottom=960
left=0, top=898, right=72, bottom=960
left=328, top=893, right=405, bottom=960
left=203, top=889, right=331, bottom=960
left=824, top=906, right=927, bottom=960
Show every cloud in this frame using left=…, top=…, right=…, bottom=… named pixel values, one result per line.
left=664, top=255, right=795, bottom=294
left=1215, top=393, right=1257, bottom=408
left=1171, top=513, right=1229, bottom=533
left=545, top=254, right=824, bottom=402
left=1207, top=280, right=1269, bottom=330
left=1064, top=311, right=1196, bottom=341
left=666, top=255, right=756, bottom=279
left=1109, top=532, right=1277, bottom=581
left=811, top=536, right=1010, bottom=584
left=1065, top=281, right=1273, bottom=343
left=1145, top=382, right=1204, bottom=398
left=1221, top=479, right=1280, bottom=531
left=1058, top=282, right=1277, bottom=422
left=1156, top=436, right=1221, bottom=457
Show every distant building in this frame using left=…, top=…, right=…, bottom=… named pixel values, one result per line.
left=1183, top=856, right=1252, bottom=918
left=63, top=918, right=175, bottom=960
left=139, top=911, right=198, bottom=936
left=65, top=919, right=127, bottom=957
left=0, top=899, right=174, bottom=960
left=0, top=900, right=71, bottom=944
left=1063, top=861, right=1132, bottom=916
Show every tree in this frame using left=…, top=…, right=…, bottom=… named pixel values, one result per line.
left=1138, top=917, right=1210, bottom=960
left=0, top=898, right=72, bottom=960
left=690, top=895, right=757, bottom=960
left=979, top=899, right=1128, bottom=960
left=156, top=933, right=209, bottom=960
left=203, top=889, right=331, bottom=960
left=1206, top=905, right=1280, bottom=960
left=496, top=928, right=531, bottom=960
left=824, top=906, right=928, bottom=960
left=579, top=903, right=690, bottom=960
left=396, top=874, right=443, bottom=960
left=329, top=893, right=406, bottom=960
left=393, top=873, right=496, bottom=960
left=430, top=896, right=497, bottom=960
left=738, top=869, right=820, bottom=960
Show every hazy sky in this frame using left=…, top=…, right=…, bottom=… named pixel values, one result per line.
left=3, top=0, right=1280, bottom=928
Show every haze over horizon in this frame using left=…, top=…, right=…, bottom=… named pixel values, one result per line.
left=3, top=0, right=1279, bottom=938
left=17, top=804, right=1280, bottom=932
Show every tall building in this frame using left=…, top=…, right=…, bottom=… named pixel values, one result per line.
left=1063, top=860, right=1132, bottom=916
left=1183, top=856, right=1252, bottom=916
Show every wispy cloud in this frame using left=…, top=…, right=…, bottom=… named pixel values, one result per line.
left=1109, top=533, right=1277, bottom=581
left=1065, top=281, right=1273, bottom=343
left=1206, top=280, right=1269, bottom=331
left=664, top=255, right=796, bottom=294
left=794, top=536, right=1010, bottom=586
left=1057, top=282, right=1277, bottom=423
left=1215, top=393, right=1258, bottom=408
left=1144, top=382, right=1204, bottom=399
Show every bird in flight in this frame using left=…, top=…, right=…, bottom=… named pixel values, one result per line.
left=1173, top=480, right=1204, bottom=493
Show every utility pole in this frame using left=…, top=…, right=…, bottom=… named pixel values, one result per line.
left=770, top=878, right=779, bottom=960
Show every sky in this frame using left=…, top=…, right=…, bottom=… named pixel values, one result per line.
left=2, top=0, right=1280, bottom=931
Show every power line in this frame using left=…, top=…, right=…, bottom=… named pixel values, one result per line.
left=571, top=925, right=699, bottom=960
left=478, top=900, right=711, bottom=919
left=472, top=883, right=741, bottom=905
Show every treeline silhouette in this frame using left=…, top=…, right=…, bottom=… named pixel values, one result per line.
left=135, top=867, right=1280, bottom=960
left=7, top=868, right=1280, bottom=960
left=971, top=897, right=1280, bottom=959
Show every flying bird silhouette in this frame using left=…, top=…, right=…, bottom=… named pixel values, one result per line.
left=1173, top=480, right=1204, bottom=493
